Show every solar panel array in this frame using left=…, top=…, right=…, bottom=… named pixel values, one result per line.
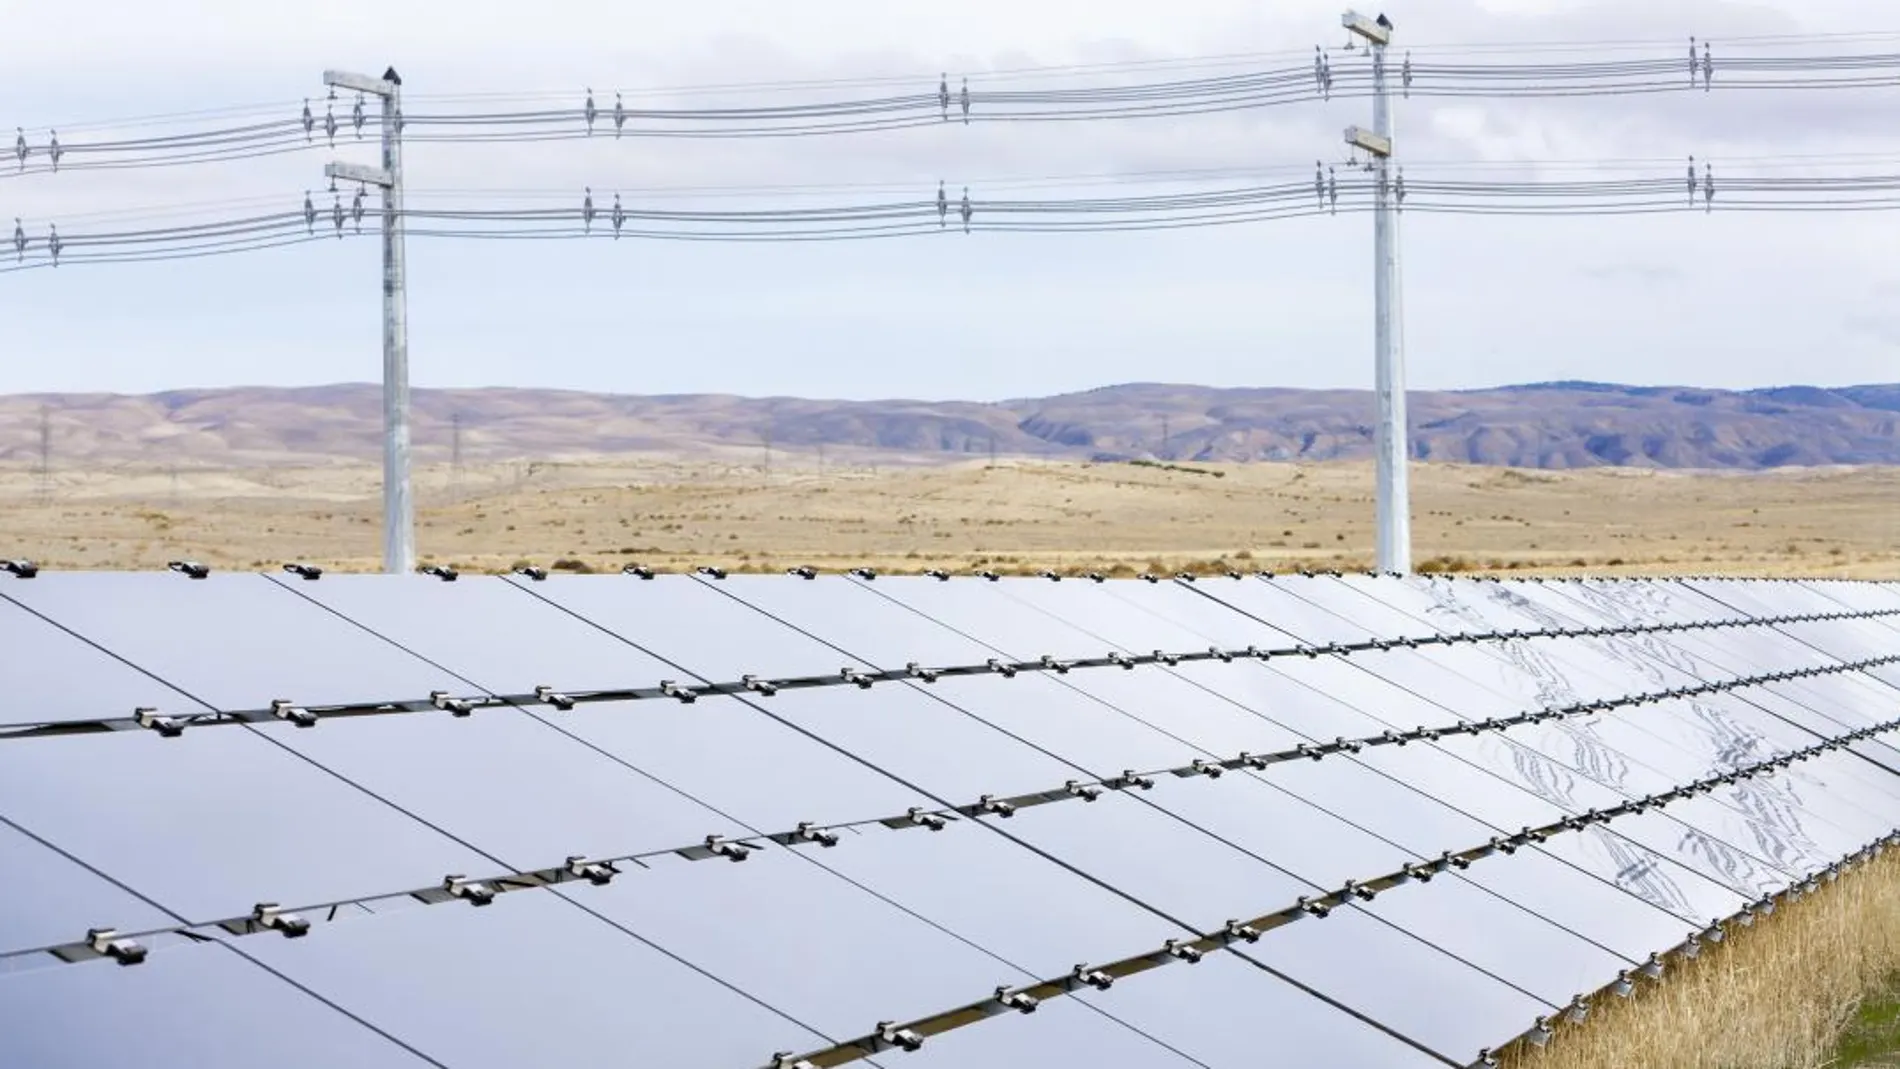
left=2, top=567, right=1898, bottom=1069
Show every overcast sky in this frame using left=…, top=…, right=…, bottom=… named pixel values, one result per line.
left=4, top=0, right=1897, bottom=400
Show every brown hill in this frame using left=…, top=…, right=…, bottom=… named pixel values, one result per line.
left=0, top=380, right=1895, bottom=471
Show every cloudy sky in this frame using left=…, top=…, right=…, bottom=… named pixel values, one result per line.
left=4, top=0, right=1896, bottom=400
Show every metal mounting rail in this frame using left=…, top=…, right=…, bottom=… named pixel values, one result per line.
left=756, top=718, right=1900, bottom=1069
left=5, top=654, right=1892, bottom=980
left=1, top=606, right=1890, bottom=739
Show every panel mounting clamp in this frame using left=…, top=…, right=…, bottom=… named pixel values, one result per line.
left=419, top=564, right=458, bottom=581
left=741, top=675, right=779, bottom=696
left=564, top=856, right=618, bottom=885
left=874, top=1022, right=923, bottom=1052
left=442, top=875, right=496, bottom=905
left=167, top=560, right=210, bottom=579
left=901, top=807, right=948, bottom=831
left=975, top=794, right=1017, bottom=817
left=994, top=985, right=1040, bottom=1013
left=1069, top=964, right=1114, bottom=990
left=282, top=562, right=324, bottom=580
left=270, top=699, right=317, bottom=728
left=429, top=691, right=476, bottom=716
left=533, top=685, right=575, bottom=710
left=790, top=822, right=840, bottom=848
left=0, top=559, right=37, bottom=578
left=699, top=835, right=755, bottom=862
left=85, top=927, right=147, bottom=965
left=252, top=902, right=311, bottom=937
left=1163, top=938, right=1204, bottom=963
left=133, top=707, right=188, bottom=737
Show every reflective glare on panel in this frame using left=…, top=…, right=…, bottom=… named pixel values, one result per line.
left=1103, top=578, right=1305, bottom=649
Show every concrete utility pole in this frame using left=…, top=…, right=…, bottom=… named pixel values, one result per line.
left=1342, top=11, right=1411, bottom=574
left=323, top=66, right=412, bottom=574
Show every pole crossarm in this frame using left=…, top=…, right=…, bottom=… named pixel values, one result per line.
left=322, top=70, right=398, bottom=98
left=322, top=162, right=394, bottom=188
left=1344, top=125, right=1393, bottom=158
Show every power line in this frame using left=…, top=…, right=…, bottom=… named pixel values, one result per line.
left=6, top=42, right=1897, bottom=173
left=8, top=163, right=1900, bottom=271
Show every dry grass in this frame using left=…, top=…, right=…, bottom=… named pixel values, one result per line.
left=1502, top=852, right=1900, bottom=1069
left=0, top=458, right=1896, bottom=577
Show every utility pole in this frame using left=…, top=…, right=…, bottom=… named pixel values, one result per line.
left=322, top=66, right=411, bottom=575
left=1342, top=11, right=1411, bottom=574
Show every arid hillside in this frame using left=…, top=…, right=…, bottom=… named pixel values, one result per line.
left=2, top=380, right=1897, bottom=471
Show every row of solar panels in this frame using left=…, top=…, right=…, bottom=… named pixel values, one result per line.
left=1, top=569, right=1896, bottom=1068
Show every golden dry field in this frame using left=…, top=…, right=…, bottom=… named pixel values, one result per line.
left=0, top=457, right=1894, bottom=577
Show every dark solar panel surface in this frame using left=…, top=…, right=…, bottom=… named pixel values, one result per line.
left=0, top=569, right=1895, bottom=1069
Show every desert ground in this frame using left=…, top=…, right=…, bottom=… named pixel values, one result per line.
left=0, top=457, right=1894, bottom=578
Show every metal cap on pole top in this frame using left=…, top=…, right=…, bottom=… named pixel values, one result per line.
left=1339, top=11, right=1411, bottom=574
left=321, top=66, right=412, bottom=575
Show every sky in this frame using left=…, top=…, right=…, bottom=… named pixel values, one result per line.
left=4, top=0, right=1897, bottom=401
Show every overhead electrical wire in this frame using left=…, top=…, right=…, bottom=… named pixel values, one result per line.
left=8, top=163, right=1900, bottom=271
left=5, top=39, right=1898, bottom=174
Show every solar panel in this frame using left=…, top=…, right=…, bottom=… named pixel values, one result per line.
left=240, top=889, right=831, bottom=1067
left=0, top=728, right=491, bottom=920
left=0, top=568, right=1894, bottom=1069
left=0, top=597, right=195, bottom=729
left=554, top=693, right=935, bottom=830
left=0, top=573, right=462, bottom=712
left=0, top=820, right=173, bottom=958
left=0, top=941, right=433, bottom=1067
left=1071, top=951, right=1448, bottom=1069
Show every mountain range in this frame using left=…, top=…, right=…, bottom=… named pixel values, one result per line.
left=1, top=380, right=1896, bottom=471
